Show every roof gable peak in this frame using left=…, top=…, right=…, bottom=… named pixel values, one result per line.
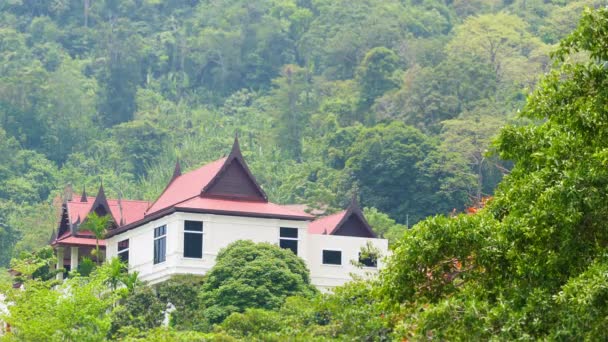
left=90, top=183, right=114, bottom=220
left=80, top=186, right=88, bottom=202
left=331, top=194, right=377, bottom=238
left=201, top=136, right=268, bottom=202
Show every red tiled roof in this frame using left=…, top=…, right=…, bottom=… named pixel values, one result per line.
left=52, top=235, right=105, bottom=247
left=67, top=197, right=151, bottom=226
left=174, top=197, right=314, bottom=220
left=146, top=158, right=227, bottom=215
left=308, top=210, right=347, bottom=235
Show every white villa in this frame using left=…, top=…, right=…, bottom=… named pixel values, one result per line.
left=50, top=138, right=388, bottom=290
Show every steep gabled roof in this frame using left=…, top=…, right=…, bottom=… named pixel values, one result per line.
left=308, top=197, right=377, bottom=238
left=201, top=136, right=268, bottom=202
left=146, top=137, right=268, bottom=216
left=106, top=138, right=313, bottom=238
left=308, top=210, right=347, bottom=235
left=52, top=186, right=150, bottom=246
left=89, top=184, right=114, bottom=220
left=145, top=158, right=227, bottom=214
left=80, top=186, right=88, bottom=202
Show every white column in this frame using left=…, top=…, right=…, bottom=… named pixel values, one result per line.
left=70, top=246, right=79, bottom=273
left=56, top=247, right=64, bottom=280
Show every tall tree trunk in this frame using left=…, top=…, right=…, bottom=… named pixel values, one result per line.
left=84, top=0, right=90, bottom=27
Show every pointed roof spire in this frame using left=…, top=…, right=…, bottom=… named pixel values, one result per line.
left=350, top=192, right=359, bottom=209
left=200, top=134, right=268, bottom=201
left=329, top=192, right=377, bottom=238
left=231, top=132, right=242, bottom=156
left=171, top=159, right=182, bottom=181
left=80, top=186, right=88, bottom=202
left=117, top=192, right=124, bottom=226
left=49, top=229, right=57, bottom=244
left=97, top=182, right=105, bottom=200
left=90, top=182, right=113, bottom=220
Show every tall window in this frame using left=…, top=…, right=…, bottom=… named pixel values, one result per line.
left=358, top=252, right=377, bottom=268
left=154, top=225, right=166, bottom=264
left=279, top=227, right=298, bottom=255
left=118, top=239, right=129, bottom=264
left=184, top=221, right=203, bottom=258
left=322, top=250, right=342, bottom=265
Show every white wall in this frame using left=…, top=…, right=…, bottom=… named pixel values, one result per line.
left=106, top=212, right=389, bottom=289
left=106, top=212, right=309, bottom=284
left=307, top=234, right=389, bottom=290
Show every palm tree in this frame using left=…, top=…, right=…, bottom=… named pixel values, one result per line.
left=80, top=212, right=112, bottom=265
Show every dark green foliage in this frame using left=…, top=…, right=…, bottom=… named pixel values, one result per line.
left=0, top=0, right=589, bottom=260
left=10, top=246, right=58, bottom=282
left=0, top=2, right=603, bottom=339
left=200, top=240, right=317, bottom=324
left=0, top=201, right=20, bottom=267
left=112, top=120, right=168, bottom=175
left=110, top=286, right=165, bottom=338
left=217, top=281, right=392, bottom=341
left=77, top=257, right=95, bottom=277
left=220, top=309, right=283, bottom=339
left=356, top=46, right=400, bottom=111
left=156, top=275, right=206, bottom=330
left=374, top=7, right=608, bottom=339
left=343, top=121, right=469, bottom=224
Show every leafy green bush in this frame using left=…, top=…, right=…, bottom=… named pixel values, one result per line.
left=199, top=240, right=317, bottom=324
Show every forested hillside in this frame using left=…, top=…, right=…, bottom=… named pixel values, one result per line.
left=0, top=0, right=599, bottom=265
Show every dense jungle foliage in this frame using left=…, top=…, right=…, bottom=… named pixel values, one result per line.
left=1, top=0, right=598, bottom=265
left=3, top=1, right=608, bottom=340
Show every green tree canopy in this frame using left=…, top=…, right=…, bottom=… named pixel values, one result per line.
left=199, top=240, right=317, bottom=324
left=377, top=6, right=608, bottom=340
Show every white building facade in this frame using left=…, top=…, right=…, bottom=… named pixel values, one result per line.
left=105, top=210, right=387, bottom=289
left=56, top=137, right=388, bottom=290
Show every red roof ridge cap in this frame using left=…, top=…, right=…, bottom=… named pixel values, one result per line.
left=109, top=199, right=151, bottom=204
left=146, top=193, right=201, bottom=216
left=315, top=210, right=347, bottom=221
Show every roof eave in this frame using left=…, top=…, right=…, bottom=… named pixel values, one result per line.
left=105, top=206, right=313, bottom=238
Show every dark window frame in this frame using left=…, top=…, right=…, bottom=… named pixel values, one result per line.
left=322, top=250, right=342, bottom=265
left=183, top=221, right=203, bottom=259
left=279, top=227, right=299, bottom=255
left=118, top=239, right=129, bottom=264
left=153, top=225, right=167, bottom=265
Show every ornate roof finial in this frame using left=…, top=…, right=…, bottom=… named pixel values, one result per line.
left=80, top=186, right=88, bottom=202
left=97, top=182, right=106, bottom=200
left=49, top=229, right=57, bottom=244
left=90, top=182, right=113, bottom=219
left=231, top=132, right=241, bottom=156
left=350, top=191, right=359, bottom=209
left=117, top=191, right=124, bottom=226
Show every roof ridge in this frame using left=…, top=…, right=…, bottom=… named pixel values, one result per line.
left=315, top=210, right=347, bottom=220
left=108, top=199, right=151, bottom=204
left=146, top=157, right=227, bottom=214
